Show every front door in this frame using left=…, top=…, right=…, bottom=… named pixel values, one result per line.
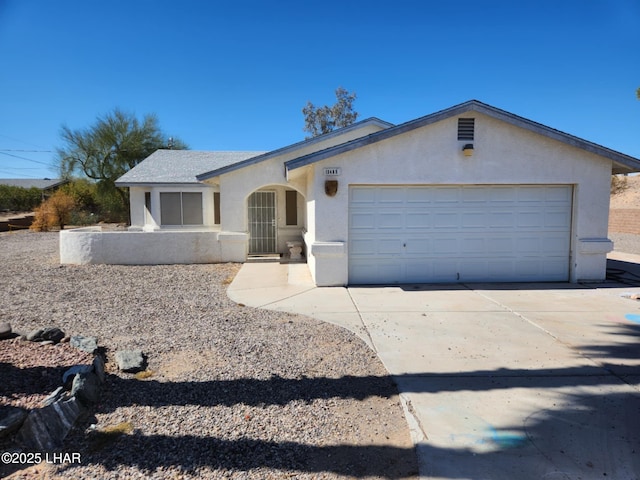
left=248, top=191, right=277, bottom=254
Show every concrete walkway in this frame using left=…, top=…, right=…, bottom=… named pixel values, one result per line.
left=228, top=261, right=640, bottom=479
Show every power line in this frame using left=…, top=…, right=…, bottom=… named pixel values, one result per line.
left=0, top=133, right=48, bottom=150
left=0, top=149, right=53, bottom=153
left=0, top=151, right=56, bottom=167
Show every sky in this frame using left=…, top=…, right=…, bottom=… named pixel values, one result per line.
left=0, top=0, right=639, bottom=179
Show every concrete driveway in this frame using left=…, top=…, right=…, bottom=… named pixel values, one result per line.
left=228, top=260, right=640, bottom=480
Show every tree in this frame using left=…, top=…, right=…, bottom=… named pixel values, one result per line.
left=637, top=87, right=640, bottom=100
left=57, top=109, right=187, bottom=221
left=302, top=87, right=358, bottom=138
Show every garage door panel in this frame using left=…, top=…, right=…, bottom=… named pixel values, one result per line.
left=461, top=238, right=486, bottom=254
left=378, top=212, right=404, bottom=228
left=406, top=238, right=431, bottom=253
left=545, top=210, right=572, bottom=227
left=406, top=212, right=432, bottom=228
left=351, top=212, right=376, bottom=229
left=350, top=188, right=376, bottom=204
left=349, top=185, right=571, bottom=284
left=433, top=188, right=460, bottom=203
left=434, top=213, right=460, bottom=228
left=379, top=239, right=404, bottom=254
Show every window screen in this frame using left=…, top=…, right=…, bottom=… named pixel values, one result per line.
left=160, top=192, right=182, bottom=225
left=160, top=192, right=203, bottom=226
left=182, top=192, right=203, bottom=225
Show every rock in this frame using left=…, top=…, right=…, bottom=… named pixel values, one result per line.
left=42, top=386, right=67, bottom=407
left=70, top=335, right=98, bottom=354
left=41, top=327, right=65, bottom=343
left=93, top=355, right=106, bottom=383
left=26, top=327, right=65, bottom=343
left=71, top=372, right=101, bottom=406
left=0, top=406, right=28, bottom=439
left=39, top=340, right=55, bottom=346
left=115, top=350, right=146, bottom=373
left=0, top=322, right=12, bottom=340
left=16, top=397, right=87, bottom=450
left=62, top=365, right=93, bottom=385
left=26, top=328, right=44, bottom=341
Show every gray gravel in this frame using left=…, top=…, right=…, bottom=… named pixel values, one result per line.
left=0, top=231, right=417, bottom=479
left=610, top=232, right=640, bottom=256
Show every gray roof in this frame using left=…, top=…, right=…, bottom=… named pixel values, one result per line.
left=116, top=150, right=266, bottom=186
left=0, top=178, right=68, bottom=190
left=196, top=117, right=394, bottom=181
left=285, top=100, right=640, bottom=175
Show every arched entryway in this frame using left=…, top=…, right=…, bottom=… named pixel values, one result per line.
left=246, top=185, right=306, bottom=256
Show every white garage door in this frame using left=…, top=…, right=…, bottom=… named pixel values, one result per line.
left=348, top=185, right=572, bottom=284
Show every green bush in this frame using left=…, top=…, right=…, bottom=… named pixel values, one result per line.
left=0, top=185, right=43, bottom=211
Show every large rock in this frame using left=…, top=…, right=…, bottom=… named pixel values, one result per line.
left=62, top=365, right=93, bottom=386
left=26, top=328, right=44, bottom=341
left=0, top=406, right=28, bottom=439
left=41, top=327, right=65, bottom=343
left=115, top=350, right=145, bottom=373
left=93, top=354, right=106, bottom=383
left=26, top=327, right=65, bottom=343
left=70, top=335, right=98, bottom=354
left=16, top=397, right=87, bottom=450
left=0, top=322, right=12, bottom=340
left=71, top=372, right=101, bottom=406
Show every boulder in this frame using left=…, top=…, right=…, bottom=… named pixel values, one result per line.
left=41, top=327, right=65, bottom=343
left=62, top=365, right=93, bottom=386
left=70, top=335, right=98, bottom=354
left=0, top=406, right=28, bottom=439
left=93, top=355, right=106, bottom=383
left=16, top=397, right=87, bottom=450
left=26, top=328, right=44, bottom=341
left=71, top=372, right=101, bottom=406
left=0, top=322, right=12, bottom=340
left=41, top=386, right=67, bottom=407
left=26, top=327, right=65, bottom=343
left=115, top=350, right=145, bottom=373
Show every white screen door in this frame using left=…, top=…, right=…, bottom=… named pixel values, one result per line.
left=248, top=191, right=277, bottom=254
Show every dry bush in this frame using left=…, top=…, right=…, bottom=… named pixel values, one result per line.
left=30, top=191, right=76, bottom=231
left=611, top=175, right=629, bottom=195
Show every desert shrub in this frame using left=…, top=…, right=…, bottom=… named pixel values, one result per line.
left=30, top=191, right=76, bottom=231
left=611, top=175, right=629, bottom=195
left=0, top=185, right=42, bottom=211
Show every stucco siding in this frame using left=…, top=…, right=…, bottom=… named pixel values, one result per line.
left=305, top=113, right=614, bottom=285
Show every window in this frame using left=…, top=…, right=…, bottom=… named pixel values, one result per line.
left=285, top=190, right=298, bottom=226
left=457, top=118, right=475, bottom=140
left=160, top=192, right=203, bottom=225
left=213, top=192, right=221, bottom=225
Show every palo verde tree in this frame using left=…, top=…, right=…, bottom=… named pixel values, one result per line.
left=57, top=108, right=187, bottom=221
left=302, top=87, right=358, bottom=138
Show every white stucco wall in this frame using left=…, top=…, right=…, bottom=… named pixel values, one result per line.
left=303, top=113, right=613, bottom=285
left=60, top=227, right=247, bottom=265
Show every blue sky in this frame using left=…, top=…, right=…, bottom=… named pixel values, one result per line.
left=0, top=0, right=638, bottom=179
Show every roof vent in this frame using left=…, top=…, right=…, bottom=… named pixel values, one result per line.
left=457, top=118, right=475, bottom=141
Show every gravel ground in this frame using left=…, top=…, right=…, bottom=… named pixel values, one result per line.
left=609, top=232, right=640, bottom=256
left=0, top=231, right=417, bottom=479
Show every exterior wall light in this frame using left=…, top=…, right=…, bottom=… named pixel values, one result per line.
left=462, top=144, right=474, bottom=157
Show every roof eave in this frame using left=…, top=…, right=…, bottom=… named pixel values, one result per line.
left=285, top=100, right=640, bottom=173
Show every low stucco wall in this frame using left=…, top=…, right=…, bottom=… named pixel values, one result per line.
left=60, top=228, right=247, bottom=265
